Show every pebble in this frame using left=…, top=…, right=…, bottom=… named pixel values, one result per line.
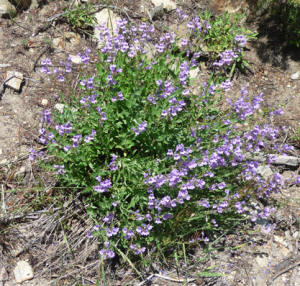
left=41, top=99, right=48, bottom=106
left=69, top=55, right=82, bottom=64
left=13, top=261, right=34, bottom=283
left=290, top=71, right=300, bottom=80
left=54, top=103, right=64, bottom=114
left=274, top=235, right=288, bottom=248
left=189, top=68, right=200, bottom=79
left=292, top=231, right=299, bottom=239
left=257, top=165, right=273, bottom=180
left=0, top=63, right=10, bottom=68
left=5, top=71, right=23, bottom=91
left=151, top=0, right=177, bottom=11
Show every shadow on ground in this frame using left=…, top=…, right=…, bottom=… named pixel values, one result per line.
left=249, top=2, right=300, bottom=70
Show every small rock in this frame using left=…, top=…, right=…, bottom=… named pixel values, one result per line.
left=292, top=231, right=299, bottom=239
left=0, top=0, right=16, bottom=18
left=151, top=0, right=177, bottom=11
left=257, top=165, right=273, bottom=180
left=69, top=54, right=82, bottom=64
left=0, top=63, right=11, bottom=68
left=189, top=68, right=200, bottom=79
left=5, top=71, right=24, bottom=91
left=13, top=261, right=34, bottom=283
left=54, top=103, right=64, bottom=114
left=274, top=235, right=288, bottom=248
left=41, top=99, right=48, bottom=106
left=11, top=244, right=25, bottom=257
left=272, top=155, right=300, bottom=166
left=291, top=71, right=300, bottom=80
left=0, top=159, right=7, bottom=165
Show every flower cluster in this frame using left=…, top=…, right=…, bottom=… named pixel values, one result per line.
left=234, top=34, right=247, bottom=47
left=229, top=87, right=263, bottom=120
left=213, top=49, right=238, bottom=67
left=132, top=121, right=147, bottom=136
left=93, top=176, right=112, bottom=193
left=99, top=241, right=115, bottom=259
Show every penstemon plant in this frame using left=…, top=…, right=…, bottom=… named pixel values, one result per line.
left=33, top=16, right=299, bottom=262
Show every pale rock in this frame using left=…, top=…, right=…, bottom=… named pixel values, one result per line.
left=41, top=98, right=48, bottom=106
left=272, top=155, right=300, bottom=166
left=0, top=0, right=16, bottom=18
left=189, top=68, right=200, bottom=79
left=54, top=103, right=64, bottom=114
left=13, top=261, right=34, bottom=283
left=69, top=54, right=82, bottom=64
left=0, top=63, right=11, bottom=68
left=0, top=159, right=7, bottom=165
left=0, top=149, right=2, bottom=155
left=94, top=9, right=120, bottom=47
left=11, top=244, right=25, bottom=257
left=291, top=71, right=300, bottom=80
left=5, top=71, right=23, bottom=91
left=247, top=153, right=300, bottom=167
left=257, top=165, right=273, bottom=180
left=151, top=0, right=177, bottom=11
left=274, top=235, right=288, bottom=248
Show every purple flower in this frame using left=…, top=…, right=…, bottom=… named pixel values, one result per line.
left=213, top=50, right=238, bottom=67
left=133, top=121, right=147, bottom=135
left=41, top=109, right=51, bottom=125
left=53, top=164, right=65, bottom=175
left=220, top=79, right=233, bottom=91
left=84, top=130, right=96, bottom=143
left=93, top=177, right=112, bottom=193
left=234, top=35, right=247, bottom=47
